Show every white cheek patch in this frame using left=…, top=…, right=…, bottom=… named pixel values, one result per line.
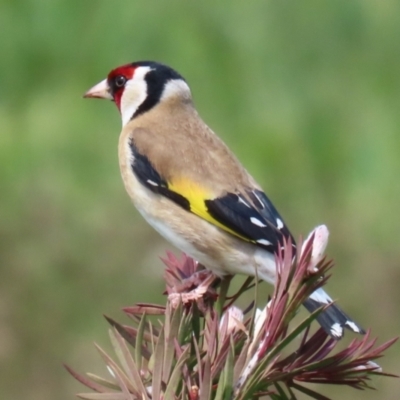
left=120, top=66, right=152, bottom=126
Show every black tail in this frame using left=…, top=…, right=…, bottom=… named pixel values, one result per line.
left=303, top=296, right=365, bottom=339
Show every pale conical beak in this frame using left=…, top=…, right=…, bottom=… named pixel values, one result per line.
left=83, top=79, right=113, bottom=100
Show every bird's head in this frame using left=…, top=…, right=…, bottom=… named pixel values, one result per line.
left=84, top=61, right=191, bottom=126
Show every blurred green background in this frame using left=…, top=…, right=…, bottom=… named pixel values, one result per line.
left=1, top=0, right=399, bottom=398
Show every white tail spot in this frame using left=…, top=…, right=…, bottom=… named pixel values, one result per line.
left=330, top=323, right=343, bottom=338
left=345, top=320, right=361, bottom=333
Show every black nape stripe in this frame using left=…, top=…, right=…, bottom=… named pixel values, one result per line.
left=132, top=62, right=185, bottom=120
left=129, top=139, right=190, bottom=210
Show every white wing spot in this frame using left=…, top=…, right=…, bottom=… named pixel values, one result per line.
left=252, top=191, right=265, bottom=209
left=238, top=195, right=251, bottom=208
left=257, top=239, right=272, bottom=246
left=330, top=323, right=343, bottom=338
left=276, top=218, right=284, bottom=229
left=345, top=320, right=361, bottom=333
left=250, top=217, right=267, bottom=227
left=147, top=179, right=158, bottom=186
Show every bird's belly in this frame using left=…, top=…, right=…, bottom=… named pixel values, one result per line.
left=136, top=196, right=278, bottom=285
left=137, top=207, right=224, bottom=273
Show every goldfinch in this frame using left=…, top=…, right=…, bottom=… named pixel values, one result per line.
left=84, top=61, right=364, bottom=339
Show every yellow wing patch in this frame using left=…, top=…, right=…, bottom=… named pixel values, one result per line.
left=168, top=177, right=250, bottom=241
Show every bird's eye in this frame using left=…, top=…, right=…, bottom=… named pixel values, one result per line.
left=115, top=75, right=127, bottom=88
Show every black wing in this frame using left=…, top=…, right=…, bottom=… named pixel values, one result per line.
left=129, top=139, right=190, bottom=210
left=205, top=189, right=295, bottom=254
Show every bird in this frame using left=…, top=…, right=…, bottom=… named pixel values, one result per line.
left=84, top=61, right=364, bottom=339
